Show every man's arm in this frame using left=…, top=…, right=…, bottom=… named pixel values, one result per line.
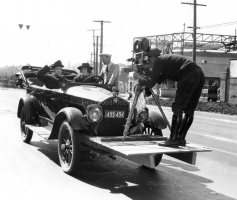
left=157, top=74, right=166, bottom=84
left=36, top=65, right=50, bottom=82
left=108, top=64, right=119, bottom=85
left=139, top=58, right=162, bottom=88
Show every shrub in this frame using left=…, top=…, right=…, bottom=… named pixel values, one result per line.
left=146, top=96, right=237, bottom=116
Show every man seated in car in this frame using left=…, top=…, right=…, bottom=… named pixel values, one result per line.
left=73, top=63, right=93, bottom=82
left=36, top=60, right=68, bottom=89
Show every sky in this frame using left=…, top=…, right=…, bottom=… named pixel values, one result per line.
left=0, top=0, right=237, bottom=69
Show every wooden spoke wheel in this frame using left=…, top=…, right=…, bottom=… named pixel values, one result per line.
left=58, top=120, right=81, bottom=175
left=20, top=107, right=33, bottom=143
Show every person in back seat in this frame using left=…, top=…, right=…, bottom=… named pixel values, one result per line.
left=36, top=60, right=68, bottom=89
left=73, top=63, right=93, bottom=82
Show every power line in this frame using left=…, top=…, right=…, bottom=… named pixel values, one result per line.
left=201, top=21, right=237, bottom=29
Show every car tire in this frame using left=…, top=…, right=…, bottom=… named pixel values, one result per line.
left=142, top=125, right=163, bottom=167
left=20, top=107, right=33, bottom=143
left=58, top=120, right=81, bottom=175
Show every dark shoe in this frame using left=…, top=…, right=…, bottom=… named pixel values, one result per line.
left=158, top=139, right=179, bottom=147
left=178, top=138, right=186, bottom=146
left=159, top=114, right=182, bottom=147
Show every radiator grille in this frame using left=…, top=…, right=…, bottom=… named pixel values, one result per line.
left=96, top=97, right=129, bottom=136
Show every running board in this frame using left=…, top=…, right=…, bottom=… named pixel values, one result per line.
left=25, top=124, right=52, bottom=139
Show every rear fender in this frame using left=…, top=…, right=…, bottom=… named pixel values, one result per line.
left=49, top=107, right=86, bottom=140
left=17, top=97, right=39, bottom=123
left=148, top=110, right=167, bottom=129
left=17, top=98, right=26, bottom=118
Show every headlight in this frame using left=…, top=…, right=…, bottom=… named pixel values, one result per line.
left=137, top=109, right=148, bottom=123
left=86, top=105, right=103, bottom=122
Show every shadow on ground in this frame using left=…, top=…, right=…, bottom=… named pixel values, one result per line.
left=30, top=139, right=235, bottom=200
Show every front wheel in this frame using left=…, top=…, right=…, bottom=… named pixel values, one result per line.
left=20, top=107, right=33, bottom=143
left=58, top=120, right=81, bottom=175
left=142, top=125, right=163, bottom=167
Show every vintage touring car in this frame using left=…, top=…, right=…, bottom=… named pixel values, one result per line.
left=16, top=66, right=211, bottom=175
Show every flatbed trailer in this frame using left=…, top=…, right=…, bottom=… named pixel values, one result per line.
left=26, top=124, right=211, bottom=169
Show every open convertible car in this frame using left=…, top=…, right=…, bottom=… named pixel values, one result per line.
left=16, top=66, right=211, bottom=175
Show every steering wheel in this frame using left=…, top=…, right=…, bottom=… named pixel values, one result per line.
left=83, top=75, right=104, bottom=84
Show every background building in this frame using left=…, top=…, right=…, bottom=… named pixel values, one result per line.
left=0, top=66, right=21, bottom=87
left=123, top=32, right=237, bottom=101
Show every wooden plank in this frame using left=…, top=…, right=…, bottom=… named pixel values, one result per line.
left=101, top=135, right=167, bottom=142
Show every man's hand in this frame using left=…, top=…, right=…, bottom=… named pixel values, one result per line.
left=133, top=72, right=139, bottom=80
left=138, top=75, right=147, bottom=85
left=49, top=64, right=54, bottom=70
left=144, top=87, right=152, bottom=97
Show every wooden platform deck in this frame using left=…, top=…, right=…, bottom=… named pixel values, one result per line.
left=79, top=135, right=211, bottom=157
left=26, top=125, right=211, bottom=168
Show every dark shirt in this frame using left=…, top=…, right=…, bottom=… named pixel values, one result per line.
left=73, top=74, right=90, bottom=82
left=139, top=54, right=200, bottom=88
left=36, top=65, right=68, bottom=89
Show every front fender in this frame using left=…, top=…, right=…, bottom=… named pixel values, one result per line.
left=49, top=107, right=86, bottom=140
left=58, top=107, right=86, bottom=130
left=148, top=110, right=167, bottom=129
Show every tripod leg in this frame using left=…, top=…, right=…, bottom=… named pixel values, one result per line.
left=150, top=89, right=171, bottom=130
left=123, top=84, right=142, bottom=141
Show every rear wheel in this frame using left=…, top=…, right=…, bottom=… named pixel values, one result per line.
left=142, top=125, right=163, bottom=167
left=20, top=107, right=33, bottom=143
left=58, top=120, right=81, bottom=175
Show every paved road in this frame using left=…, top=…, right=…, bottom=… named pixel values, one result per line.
left=0, top=88, right=237, bottom=200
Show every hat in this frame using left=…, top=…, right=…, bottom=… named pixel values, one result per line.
left=51, top=60, right=64, bottom=68
left=99, top=52, right=112, bottom=57
left=77, top=63, right=94, bottom=71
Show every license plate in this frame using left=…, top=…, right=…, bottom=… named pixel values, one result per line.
left=105, top=110, right=125, bottom=118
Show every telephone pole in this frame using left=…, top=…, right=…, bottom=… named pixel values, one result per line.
left=87, top=29, right=99, bottom=69
left=181, top=0, right=206, bottom=62
left=181, top=23, right=186, bottom=55
left=93, top=20, right=111, bottom=72
left=96, top=35, right=99, bottom=75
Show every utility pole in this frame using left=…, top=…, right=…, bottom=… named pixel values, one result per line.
left=93, top=20, right=111, bottom=72
left=181, top=23, right=186, bottom=55
left=96, top=35, right=99, bottom=75
left=87, top=29, right=99, bottom=69
left=90, top=52, right=93, bottom=67
left=181, top=0, right=206, bottom=62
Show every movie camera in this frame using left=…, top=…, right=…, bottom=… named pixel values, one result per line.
left=127, top=37, right=161, bottom=75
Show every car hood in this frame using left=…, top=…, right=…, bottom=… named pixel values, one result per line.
left=66, top=85, right=113, bottom=102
